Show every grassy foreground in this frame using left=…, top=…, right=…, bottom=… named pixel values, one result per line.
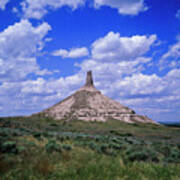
left=0, top=117, right=180, bottom=180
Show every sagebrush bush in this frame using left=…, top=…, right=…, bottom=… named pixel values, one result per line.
left=45, top=140, right=61, bottom=153
left=163, top=148, right=180, bottom=163
left=62, top=144, right=72, bottom=151
left=0, top=141, right=18, bottom=154
left=17, top=145, right=26, bottom=153
left=125, top=146, right=159, bottom=162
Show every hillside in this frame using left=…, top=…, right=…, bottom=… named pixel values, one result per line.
left=0, top=116, right=180, bottom=179
left=34, top=71, right=156, bottom=124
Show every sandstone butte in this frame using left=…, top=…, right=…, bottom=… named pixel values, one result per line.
left=33, top=71, right=157, bottom=124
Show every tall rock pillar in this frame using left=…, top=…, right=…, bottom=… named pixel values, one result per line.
left=85, top=71, right=94, bottom=87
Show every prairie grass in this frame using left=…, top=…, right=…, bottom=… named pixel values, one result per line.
left=0, top=117, right=180, bottom=179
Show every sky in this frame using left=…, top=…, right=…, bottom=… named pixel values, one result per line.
left=0, top=0, right=180, bottom=123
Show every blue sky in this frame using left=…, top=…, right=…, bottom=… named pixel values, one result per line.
left=0, top=0, right=180, bottom=123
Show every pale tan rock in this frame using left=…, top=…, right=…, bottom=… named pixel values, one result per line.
left=34, top=71, right=157, bottom=124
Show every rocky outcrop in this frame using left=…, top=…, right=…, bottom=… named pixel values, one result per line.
left=35, top=71, right=157, bottom=124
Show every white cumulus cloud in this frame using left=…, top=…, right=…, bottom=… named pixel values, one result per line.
left=52, top=47, right=89, bottom=58
left=0, top=0, right=9, bottom=10
left=0, top=72, right=85, bottom=116
left=92, top=31, right=157, bottom=61
left=160, top=36, right=180, bottom=70
left=114, top=73, right=163, bottom=96
left=162, top=37, right=180, bottom=60
left=94, top=0, right=148, bottom=15
left=0, top=19, right=51, bottom=82
left=21, top=0, right=85, bottom=19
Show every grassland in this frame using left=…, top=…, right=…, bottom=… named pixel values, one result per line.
left=0, top=116, right=180, bottom=180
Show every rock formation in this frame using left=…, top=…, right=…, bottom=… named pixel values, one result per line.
left=35, top=71, right=157, bottom=124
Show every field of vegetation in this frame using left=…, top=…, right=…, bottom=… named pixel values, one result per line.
left=0, top=116, right=180, bottom=180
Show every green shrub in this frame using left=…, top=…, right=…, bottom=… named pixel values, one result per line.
left=127, top=151, right=148, bottom=161
left=57, top=136, right=65, bottom=142
left=177, top=144, right=180, bottom=149
left=125, top=147, right=159, bottom=162
left=88, top=142, right=101, bottom=153
left=49, top=123, right=58, bottom=127
left=158, top=145, right=171, bottom=156
left=0, top=141, right=18, bottom=154
left=100, top=144, right=109, bottom=153
left=45, top=140, right=61, bottom=153
left=163, top=148, right=180, bottom=163
left=17, top=145, right=26, bottom=153
left=109, top=130, right=133, bottom=137
left=42, top=132, right=52, bottom=138
left=109, top=143, right=123, bottom=150
left=33, top=132, right=42, bottom=138
left=124, top=137, right=141, bottom=145
left=95, top=136, right=100, bottom=142
left=62, top=144, right=72, bottom=151
left=111, top=137, right=119, bottom=143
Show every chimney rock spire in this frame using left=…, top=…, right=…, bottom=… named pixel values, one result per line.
left=85, top=70, right=94, bottom=87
